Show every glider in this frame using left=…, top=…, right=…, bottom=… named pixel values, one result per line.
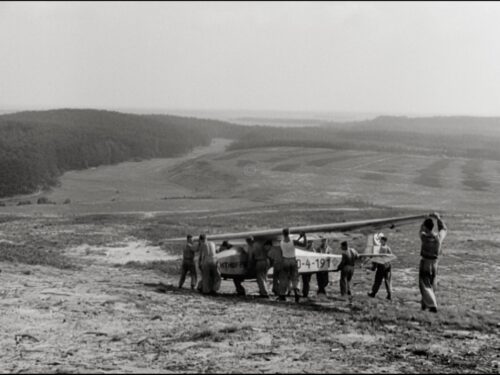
left=165, top=214, right=425, bottom=280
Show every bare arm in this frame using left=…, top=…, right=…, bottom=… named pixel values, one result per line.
left=352, top=249, right=360, bottom=268
left=419, top=222, right=427, bottom=240
left=436, top=217, right=447, bottom=243
left=353, top=248, right=359, bottom=259
left=293, top=232, right=307, bottom=248
left=336, top=253, right=346, bottom=271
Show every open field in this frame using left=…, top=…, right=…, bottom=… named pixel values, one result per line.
left=2, top=139, right=499, bottom=216
left=0, top=141, right=500, bottom=373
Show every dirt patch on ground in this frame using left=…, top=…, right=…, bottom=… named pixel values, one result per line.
left=69, top=240, right=180, bottom=265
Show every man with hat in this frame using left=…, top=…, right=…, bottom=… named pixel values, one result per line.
left=368, top=235, right=393, bottom=300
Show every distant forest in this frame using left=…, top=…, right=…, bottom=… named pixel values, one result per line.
left=0, top=109, right=246, bottom=197
left=228, top=117, right=500, bottom=161
left=1, top=109, right=499, bottom=198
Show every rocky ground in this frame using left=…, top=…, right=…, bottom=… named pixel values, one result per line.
left=0, top=208, right=499, bottom=373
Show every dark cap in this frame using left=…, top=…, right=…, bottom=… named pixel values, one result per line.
left=282, top=228, right=290, bottom=236
left=199, top=233, right=206, bottom=241
left=341, top=241, right=348, bottom=248
left=423, top=218, right=434, bottom=230
left=245, top=236, right=254, bottom=243
left=186, top=234, right=193, bottom=239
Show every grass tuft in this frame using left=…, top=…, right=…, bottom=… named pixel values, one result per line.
left=121, top=259, right=182, bottom=276
left=0, top=243, right=76, bottom=270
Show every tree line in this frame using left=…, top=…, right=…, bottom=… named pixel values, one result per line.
left=228, top=120, right=500, bottom=161
left=1, top=109, right=499, bottom=198
left=0, top=109, right=245, bottom=197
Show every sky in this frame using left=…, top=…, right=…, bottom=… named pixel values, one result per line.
left=1, top=1, right=500, bottom=116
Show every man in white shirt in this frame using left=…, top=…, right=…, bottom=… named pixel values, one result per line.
left=278, top=228, right=300, bottom=303
left=367, top=236, right=392, bottom=300
left=316, top=238, right=332, bottom=297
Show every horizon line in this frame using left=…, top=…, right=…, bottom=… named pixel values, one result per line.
left=3, top=106, right=500, bottom=120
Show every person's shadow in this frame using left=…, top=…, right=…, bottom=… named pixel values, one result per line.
left=142, top=281, right=357, bottom=315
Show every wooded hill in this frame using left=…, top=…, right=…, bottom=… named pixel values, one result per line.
left=0, top=109, right=247, bottom=197
left=1, top=109, right=499, bottom=198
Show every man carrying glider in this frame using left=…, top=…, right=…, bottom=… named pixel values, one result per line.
left=295, top=232, right=316, bottom=300
left=267, top=240, right=283, bottom=296
left=315, top=237, right=332, bottom=298
left=278, top=228, right=300, bottom=303
left=178, top=234, right=198, bottom=290
left=335, top=240, right=359, bottom=297
left=367, top=235, right=392, bottom=300
left=418, top=212, right=447, bottom=313
left=220, top=240, right=247, bottom=296
left=246, top=236, right=270, bottom=298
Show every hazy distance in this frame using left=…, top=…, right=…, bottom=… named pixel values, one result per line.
left=2, top=2, right=500, bottom=117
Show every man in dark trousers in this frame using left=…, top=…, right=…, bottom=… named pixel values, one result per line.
left=419, top=212, right=447, bottom=313
left=368, top=236, right=393, bottom=300
left=294, top=232, right=315, bottom=299
left=246, top=236, right=270, bottom=298
left=178, top=234, right=198, bottom=289
left=335, top=241, right=359, bottom=297
left=278, top=228, right=300, bottom=303
left=316, top=238, right=332, bottom=298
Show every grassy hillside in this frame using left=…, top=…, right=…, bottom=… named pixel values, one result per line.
left=2, top=110, right=500, bottom=199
